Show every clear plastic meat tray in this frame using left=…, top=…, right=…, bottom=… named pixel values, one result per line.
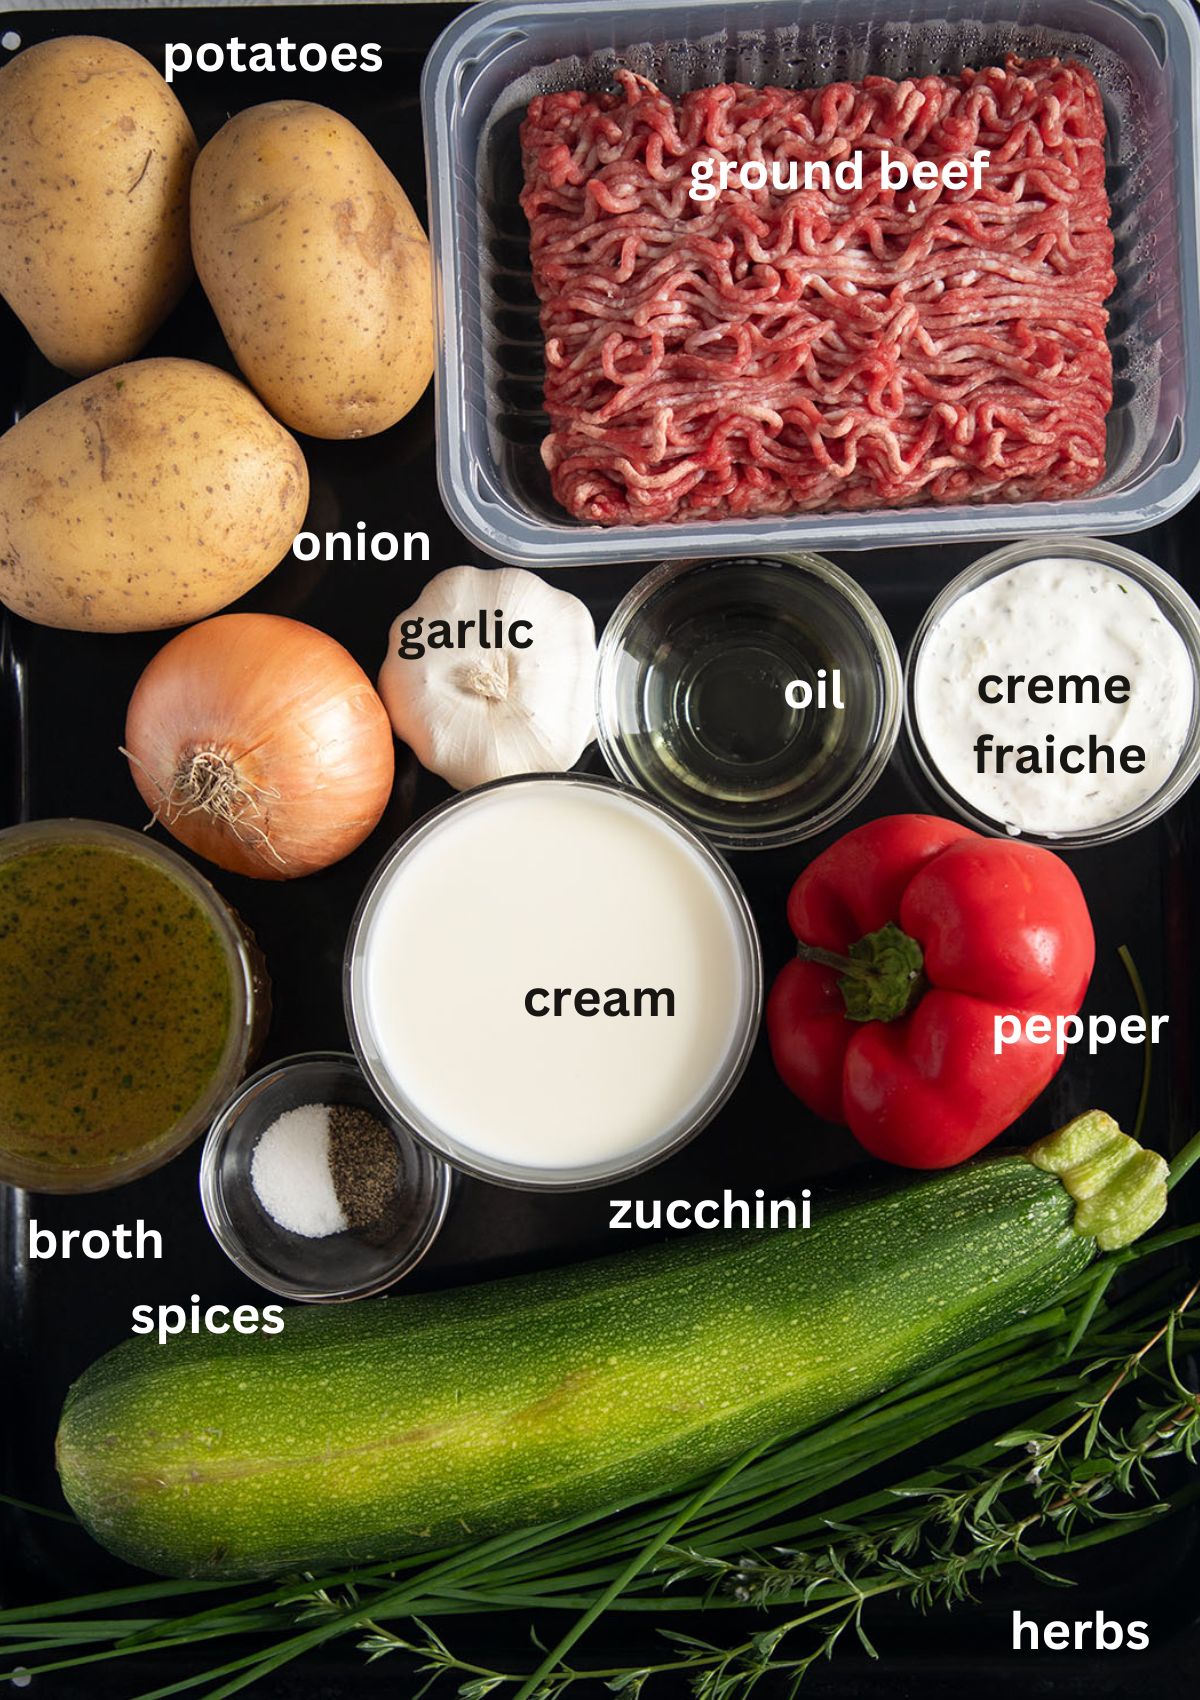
left=422, top=0, right=1200, bottom=564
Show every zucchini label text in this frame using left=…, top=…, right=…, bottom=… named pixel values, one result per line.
left=610, top=1190, right=812, bottom=1231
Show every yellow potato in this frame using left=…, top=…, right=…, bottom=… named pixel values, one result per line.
left=0, top=36, right=197, bottom=376
left=0, top=358, right=309, bottom=633
left=191, top=101, right=434, bottom=440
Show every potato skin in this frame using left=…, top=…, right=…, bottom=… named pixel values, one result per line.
left=191, top=101, right=434, bottom=440
left=0, top=359, right=310, bottom=633
left=0, top=36, right=197, bottom=376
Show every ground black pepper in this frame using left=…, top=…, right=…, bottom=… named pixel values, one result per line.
left=327, top=1104, right=400, bottom=1236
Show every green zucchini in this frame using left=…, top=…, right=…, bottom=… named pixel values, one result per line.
left=56, top=1112, right=1166, bottom=1579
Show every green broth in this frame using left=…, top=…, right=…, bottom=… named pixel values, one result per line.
left=0, top=842, right=233, bottom=1170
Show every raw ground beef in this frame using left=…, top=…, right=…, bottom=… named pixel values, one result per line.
left=519, top=60, right=1115, bottom=526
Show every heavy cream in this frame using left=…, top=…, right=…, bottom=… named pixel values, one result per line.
left=912, top=556, right=1196, bottom=836
left=348, top=779, right=757, bottom=1182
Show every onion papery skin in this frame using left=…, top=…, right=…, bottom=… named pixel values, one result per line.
left=124, top=613, right=395, bottom=880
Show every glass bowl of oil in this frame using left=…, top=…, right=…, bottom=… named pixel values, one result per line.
left=596, top=555, right=902, bottom=850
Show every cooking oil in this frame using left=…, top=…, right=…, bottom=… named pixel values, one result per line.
left=598, top=557, right=900, bottom=847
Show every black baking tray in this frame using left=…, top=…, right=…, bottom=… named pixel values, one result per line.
left=1, top=6, right=1197, bottom=1696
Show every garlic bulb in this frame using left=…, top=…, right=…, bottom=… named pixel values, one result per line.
left=378, top=565, right=598, bottom=790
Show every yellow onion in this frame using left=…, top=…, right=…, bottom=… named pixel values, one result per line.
left=124, top=614, right=394, bottom=879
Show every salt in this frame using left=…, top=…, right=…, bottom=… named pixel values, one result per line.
left=251, top=1104, right=349, bottom=1238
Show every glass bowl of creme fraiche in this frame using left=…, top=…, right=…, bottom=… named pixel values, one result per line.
left=905, top=537, right=1200, bottom=848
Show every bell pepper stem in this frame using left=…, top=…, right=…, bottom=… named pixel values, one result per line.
left=796, top=921, right=926, bottom=1024
left=795, top=941, right=876, bottom=980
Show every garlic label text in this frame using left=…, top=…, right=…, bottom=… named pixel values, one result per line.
left=394, top=607, right=534, bottom=660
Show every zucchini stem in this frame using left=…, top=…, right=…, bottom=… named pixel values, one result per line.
left=1028, top=1111, right=1168, bottom=1251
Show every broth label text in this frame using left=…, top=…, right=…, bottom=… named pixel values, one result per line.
left=29, top=1219, right=161, bottom=1260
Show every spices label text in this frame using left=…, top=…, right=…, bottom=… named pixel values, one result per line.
left=132, top=1297, right=285, bottom=1345
left=27, top=1223, right=284, bottom=1341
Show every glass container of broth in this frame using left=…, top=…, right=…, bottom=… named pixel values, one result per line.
left=595, top=555, right=901, bottom=849
left=0, top=819, right=268, bottom=1193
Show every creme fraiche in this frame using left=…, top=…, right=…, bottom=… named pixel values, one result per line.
left=907, top=541, right=1200, bottom=844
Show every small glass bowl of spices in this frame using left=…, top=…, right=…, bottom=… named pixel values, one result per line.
left=200, top=1051, right=452, bottom=1301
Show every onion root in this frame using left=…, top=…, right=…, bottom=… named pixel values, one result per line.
left=120, top=745, right=286, bottom=867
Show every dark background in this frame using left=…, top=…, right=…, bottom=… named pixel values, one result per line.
left=0, top=6, right=1197, bottom=1695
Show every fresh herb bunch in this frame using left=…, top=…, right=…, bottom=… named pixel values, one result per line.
left=2, top=1131, right=1197, bottom=1700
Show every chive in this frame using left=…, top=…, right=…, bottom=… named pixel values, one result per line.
left=0, top=1493, right=76, bottom=1525
left=1117, top=944, right=1154, bottom=1142
left=1167, top=1129, right=1200, bottom=1192
left=511, top=1442, right=768, bottom=1700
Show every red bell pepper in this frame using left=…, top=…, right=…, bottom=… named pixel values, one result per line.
left=766, top=815, right=1095, bottom=1169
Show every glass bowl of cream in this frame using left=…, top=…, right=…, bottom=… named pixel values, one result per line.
left=905, top=538, right=1200, bottom=847
left=344, top=774, right=763, bottom=1190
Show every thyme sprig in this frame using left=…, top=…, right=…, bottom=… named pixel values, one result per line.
left=674, top=1278, right=1200, bottom=1602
